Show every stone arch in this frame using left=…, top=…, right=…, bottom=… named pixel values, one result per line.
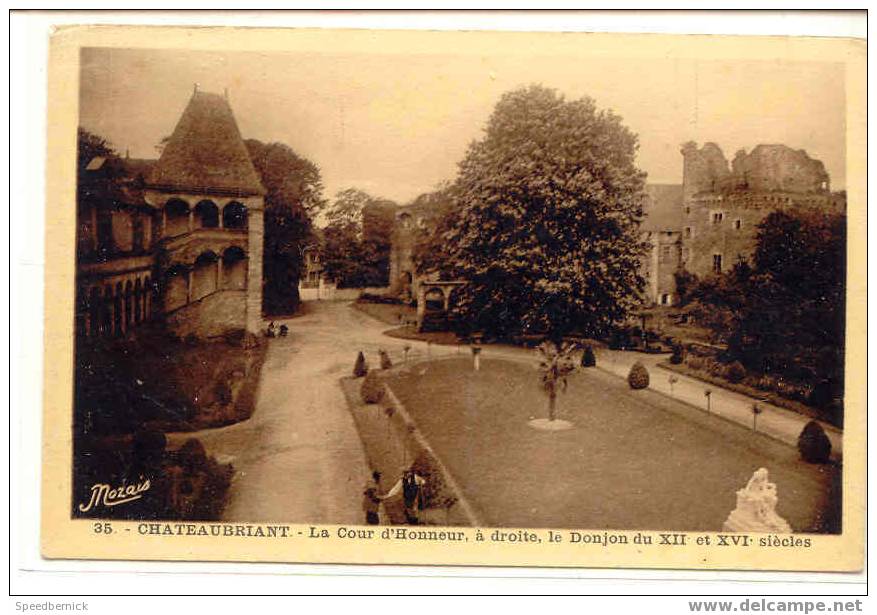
left=88, top=286, right=101, bottom=338
left=164, top=198, right=190, bottom=237
left=124, top=280, right=134, bottom=332
left=221, top=246, right=247, bottom=290
left=134, top=278, right=143, bottom=324
left=101, top=286, right=114, bottom=337
left=424, top=287, right=445, bottom=311
left=398, top=212, right=412, bottom=230
left=194, top=199, right=220, bottom=229
left=144, top=276, right=153, bottom=319
left=191, top=251, right=220, bottom=301
left=114, top=282, right=124, bottom=335
left=163, top=265, right=189, bottom=312
left=223, top=201, right=248, bottom=229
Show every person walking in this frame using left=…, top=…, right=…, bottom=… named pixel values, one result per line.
left=380, top=468, right=426, bottom=525
left=362, top=470, right=382, bottom=525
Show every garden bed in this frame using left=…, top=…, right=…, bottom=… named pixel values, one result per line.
left=340, top=372, right=472, bottom=526
left=382, top=357, right=840, bottom=533
left=75, top=325, right=268, bottom=435
left=658, top=361, right=841, bottom=429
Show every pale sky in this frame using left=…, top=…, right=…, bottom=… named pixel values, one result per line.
left=80, top=46, right=846, bottom=204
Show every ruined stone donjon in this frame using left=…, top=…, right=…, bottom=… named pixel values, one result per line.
left=638, top=142, right=845, bottom=305
left=76, top=88, right=265, bottom=340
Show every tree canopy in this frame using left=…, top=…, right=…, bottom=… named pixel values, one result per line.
left=687, top=209, right=846, bottom=408
left=320, top=188, right=396, bottom=288
left=77, top=128, right=116, bottom=172
left=245, top=139, right=325, bottom=314
left=436, top=84, right=648, bottom=341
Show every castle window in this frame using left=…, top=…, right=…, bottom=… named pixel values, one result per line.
left=712, top=253, right=723, bottom=274
left=684, top=227, right=692, bottom=238
left=734, top=219, right=742, bottom=230
left=711, top=211, right=724, bottom=224
left=660, top=293, right=671, bottom=306
left=685, top=206, right=690, bottom=215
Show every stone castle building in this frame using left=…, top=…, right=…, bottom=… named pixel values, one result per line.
left=676, top=142, right=844, bottom=284
left=76, top=88, right=265, bottom=339
left=387, top=142, right=845, bottom=314
left=388, top=198, right=440, bottom=301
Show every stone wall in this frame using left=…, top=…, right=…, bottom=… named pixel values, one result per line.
left=299, top=284, right=390, bottom=302
left=681, top=142, right=730, bottom=201
left=164, top=289, right=247, bottom=338
left=245, top=196, right=264, bottom=334
left=731, top=145, right=830, bottom=193
left=679, top=142, right=842, bottom=280
left=642, top=230, right=682, bottom=305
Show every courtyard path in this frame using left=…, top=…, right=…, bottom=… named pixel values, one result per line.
left=170, top=301, right=448, bottom=523
left=172, top=300, right=841, bottom=524
left=590, top=349, right=843, bottom=460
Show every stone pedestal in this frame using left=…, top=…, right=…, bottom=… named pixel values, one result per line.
left=723, top=468, right=792, bottom=533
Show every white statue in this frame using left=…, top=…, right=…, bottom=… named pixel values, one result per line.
left=723, top=468, right=792, bottom=533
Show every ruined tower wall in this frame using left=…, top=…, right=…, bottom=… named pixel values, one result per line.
left=681, top=142, right=730, bottom=201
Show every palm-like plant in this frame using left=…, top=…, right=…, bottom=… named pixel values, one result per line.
left=537, top=341, right=578, bottom=422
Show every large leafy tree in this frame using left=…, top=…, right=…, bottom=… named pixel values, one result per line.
left=245, top=139, right=325, bottom=314
left=689, top=210, right=845, bottom=411
left=441, top=85, right=648, bottom=341
left=77, top=128, right=116, bottom=172
left=321, top=188, right=396, bottom=288
left=743, top=212, right=844, bottom=381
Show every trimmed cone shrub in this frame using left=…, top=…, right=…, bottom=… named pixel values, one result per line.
left=360, top=370, right=385, bottom=404
left=379, top=349, right=393, bottom=370
left=353, top=351, right=368, bottom=378
left=581, top=345, right=596, bottom=368
left=726, top=360, right=747, bottom=384
left=797, top=420, right=832, bottom=463
left=670, top=343, right=684, bottom=365
left=627, top=361, right=650, bottom=389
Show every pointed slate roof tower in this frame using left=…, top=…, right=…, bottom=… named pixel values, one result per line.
left=147, top=89, right=265, bottom=196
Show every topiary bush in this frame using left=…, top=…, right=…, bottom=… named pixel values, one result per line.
left=797, top=420, right=832, bottom=463
left=627, top=361, right=650, bottom=390
left=360, top=369, right=385, bottom=404
left=670, top=343, right=684, bottom=365
left=726, top=360, right=747, bottom=384
left=353, top=351, right=368, bottom=378
left=581, top=345, right=596, bottom=368
left=379, top=349, right=393, bottom=370
left=687, top=356, right=704, bottom=371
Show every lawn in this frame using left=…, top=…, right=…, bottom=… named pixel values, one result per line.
left=384, top=358, right=840, bottom=533
left=352, top=300, right=416, bottom=326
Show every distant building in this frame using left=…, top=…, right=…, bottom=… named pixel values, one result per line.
left=384, top=143, right=845, bottom=317
left=640, top=184, right=684, bottom=306
left=76, top=88, right=266, bottom=339
left=388, top=194, right=446, bottom=301
left=679, top=142, right=845, bottom=280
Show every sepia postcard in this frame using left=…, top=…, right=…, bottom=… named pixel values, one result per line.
left=40, top=23, right=866, bottom=571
